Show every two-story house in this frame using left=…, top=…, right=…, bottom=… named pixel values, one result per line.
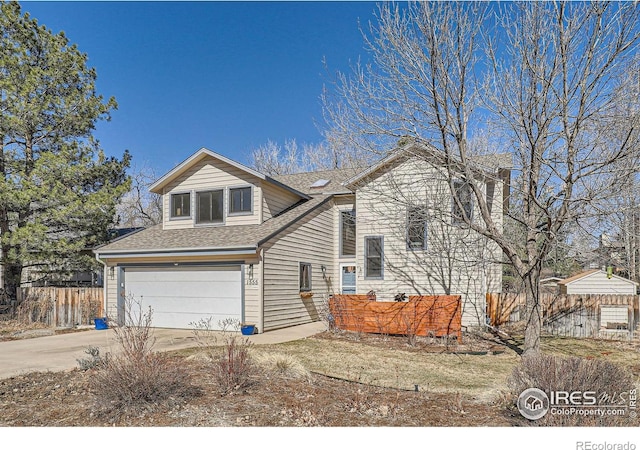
left=94, top=143, right=508, bottom=332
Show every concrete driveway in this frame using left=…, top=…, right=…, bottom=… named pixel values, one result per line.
left=0, top=322, right=325, bottom=380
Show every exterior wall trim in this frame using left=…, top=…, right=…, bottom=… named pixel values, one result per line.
left=96, top=247, right=257, bottom=259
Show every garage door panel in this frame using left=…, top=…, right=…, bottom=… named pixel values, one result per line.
left=125, top=281, right=240, bottom=300
left=150, top=312, right=242, bottom=330
left=125, top=267, right=238, bottom=281
left=123, top=266, right=242, bottom=329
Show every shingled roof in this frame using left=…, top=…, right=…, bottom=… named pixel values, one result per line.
left=272, top=167, right=361, bottom=195
left=95, top=195, right=332, bottom=256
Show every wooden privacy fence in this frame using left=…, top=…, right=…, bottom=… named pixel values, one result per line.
left=486, top=292, right=639, bottom=339
left=16, top=287, right=104, bottom=328
left=329, top=294, right=462, bottom=342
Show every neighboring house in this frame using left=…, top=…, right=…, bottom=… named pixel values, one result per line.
left=539, top=277, right=563, bottom=294
left=94, top=144, right=508, bottom=332
left=557, top=269, right=638, bottom=295
left=556, top=269, right=639, bottom=337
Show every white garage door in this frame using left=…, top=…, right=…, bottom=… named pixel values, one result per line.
left=123, top=265, right=242, bottom=329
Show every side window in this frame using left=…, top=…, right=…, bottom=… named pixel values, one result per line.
left=196, top=190, right=224, bottom=224
left=452, top=180, right=473, bottom=225
left=407, top=206, right=428, bottom=250
left=364, top=236, right=383, bottom=279
left=299, top=262, right=312, bottom=291
left=229, top=186, right=252, bottom=214
left=340, top=210, right=356, bottom=257
left=170, top=192, right=191, bottom=218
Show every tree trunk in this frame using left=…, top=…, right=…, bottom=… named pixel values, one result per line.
left=1, top=259, right=21, bottom=305
left=523, top=266, right=542, bottom=355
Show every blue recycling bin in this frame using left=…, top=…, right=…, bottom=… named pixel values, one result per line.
left=94, top=317, right=108, bottom=330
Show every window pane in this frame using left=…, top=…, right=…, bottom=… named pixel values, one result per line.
left=299, top=263, right=312, bottom=291
left=407, top=206, right=427, bottom=249
left=197, top=190, right=223, bottom=223
left=365, top=237, right=383, bottom=278
left=230, top=187, right=252, bottom=213
left=211, top=190, right=223, bottom=221
left=340, top=210, right=356, bottom=256
left=198, top=193, right=211, bottom=222
left=366, top=237, right=381, bottom=258
left=171, top=193, right=190, bottom=217
left=453, top=180, right=473, bottom=224
left=242, top=187, right=252, bottom=210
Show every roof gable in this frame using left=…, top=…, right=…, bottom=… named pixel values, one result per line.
left=149, top=148, right=309, bottom=199
left=558, top=269, right=638, bottom=286
left=344, top=142, right=511, bottom=190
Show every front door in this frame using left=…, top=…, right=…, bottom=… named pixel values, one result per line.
left=340, top=264, right=356, bottom=294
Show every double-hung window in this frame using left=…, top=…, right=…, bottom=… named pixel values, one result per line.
left=364, top=236, right=383, bottom=279
left=229, top=186, right=252, bottom=214
left=170, top=192, right=191, bottom=219
left=339, top=209, right=356, bottom=257
left=299, top=262, right=312, bottom=291
left=452, top=180, right=473, bottom=225
left=196, top=190, right=224, bottom=224
left=407, top=206, right=428, bottom=250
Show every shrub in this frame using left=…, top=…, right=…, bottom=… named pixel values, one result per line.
left=89, top=296, right=197, bottom=418
left=508, top=353, right=637, bottom=426
left=256, top=352, right=310, bottom=380
left=76, top=346, right=106, bottom=371
left=192, top=317, right=255, bottom=395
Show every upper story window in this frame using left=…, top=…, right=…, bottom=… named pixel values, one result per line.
left=340, top=210, right=356, bottom=257
left=407, top=206, right=428, bottom=250
left=452, top=180, right=474, bottom=225
left=364, top=236, right=384, bottom=280
left=170, top=192, right=191, bottom=219
left=229, top=186, right=252, bottom=214
left=196, top=190, right=224, bottom=224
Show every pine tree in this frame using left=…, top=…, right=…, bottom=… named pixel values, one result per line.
left=0, top=1, right=131, bottom=300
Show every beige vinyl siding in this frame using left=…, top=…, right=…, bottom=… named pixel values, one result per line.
left=105, top=267, right=119, bottom=320
left=261, top=181, right=302, bottom=220
left=562, top=272, right=637, bottom=295
left=243, top=257, right=261, bottom=327
left=162, top=156, right=262, bottom=229
left=354, top=157, right=503, bottom=327
left=262, top=201, right=334, bottom=331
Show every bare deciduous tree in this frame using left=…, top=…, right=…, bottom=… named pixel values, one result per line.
left=117, top=165, right=163, bottom=228
left=249, top=137, right=373, bottom=175
left=322, top=2, right=640, bottom=354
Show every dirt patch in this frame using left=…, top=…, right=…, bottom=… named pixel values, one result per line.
left=0, top=357, right=518, bottom=427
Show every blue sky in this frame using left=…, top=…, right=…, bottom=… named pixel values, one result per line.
left=20, top=1, right=378, bottom=175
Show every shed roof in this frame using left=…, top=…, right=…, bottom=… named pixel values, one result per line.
left=557, top=269, right=638, bottom=286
